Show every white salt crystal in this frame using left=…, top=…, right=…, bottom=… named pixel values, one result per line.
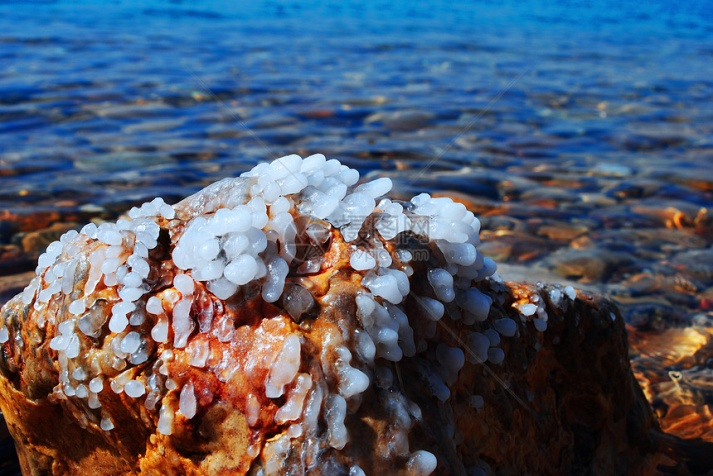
left=470, top=394, right=485, bottom=411
left=519, top=303, right=537, bottom=316
left=135, top=231, right=157, bottom=249
left=350, top=250, right=376, bottom=271
left=109, top=314, right=129, bottom=334
left=75, top=384, right=88, bottom=399
left=100, top=417, right=114, bottom=431
left=245, top=227, right=268, bottom=255
left=103, top=271, right=118, bottom=287
left=119, top=287, right=144, bottom=302
left=146, top=296, right=164, bottom=315
left=325, top=394, right=348, bottom=450
left=160, top=203, right=175, bottom=219
left=427, top=268, right=455, bottom=302
left=58, top=319, right=74, bottom=335
left=305, top=189, right=340, bottom=219
left=81, top=222, right=98, bottom=239
left=129, top=309, right=145, bottom=326
left=549, top=288, right=563, bottom=307
left=355, top=177, right=392, bottom=199
left=455, top=288, right=492, bottom=322
left=355, top=293, right=376, bottom=320
left=21, top=277, right=39, bottom=305
left=484, top=328, right=500, bottom=347
left=436, top=241, right=477, bottom=266
left=466, top=332, right=490, bottom=364
left=113, top=300, right=136, bottom=317
left=65, top=335, right=80, bottom=358
left=88, top=391, right=101, bottom=409
left=207, top=277, right=238, bottom=300
left=189, top=340, right=210, bottom=368
left=125, top=380, right=146, bottom=398
left=278, top=172, right=308, bottom=195
left=262, top=257, right=289, bottom=303
left=354, top=329, right=376, bottom=363
left=133, top=242, right=149, bottom=259
left=89, top=377, right=103, bottom=393
left=179, top=382, right=197, bottom=419
left=419, top=296, right=444, bottom=321
left=338, top=366, right=369, bottom=399
left=362, top=272, right=402, bottom=304
left=426, top=368, right=450, bottom=401
left=192, top=259, right=225, bottom=281
left=60, top=229, right=79, bottom=243
left=173, top=274, right=195, bottom=296
left=487, top=347, right=505, bottom=365
left=127, top=255, right=150, bottom=278
left=342, top=192, right=375, bottom=219
left=564, top=285, right=576, bottom=300
left=282, top=285, right=314, bottom=321
left=97, top=228, right=123, bottom=246
left=302, top=380, right=324, bottom=435
left=320, top=178, right=348, bottom=201
left=350, top=466, right=366, bottom=476
left=213, top=207, right=253, bottom=235
left=273, top=154, right=302, bottom=175
left=300, top=153, right=326, bottom=173
left=222, top=233, right=249, bottom=258
left=100, top=256, right=122, bottom=275
left=533, top=317, right=548, bottom=332
left=386, top=268, right=410, bottom=296
left=265, top=334, right=301, bottom=399
left=172, top=298, right=194, bottom=348
left=246, top=394, right=260, bottom=427
left=275, top=373, right=312, bottom=425
left=50, top=335, right=69, bottom=351
left=120, top=331, right=141, bottom=354
left=270, top=197, right=291, bottom=215
left=157, top=405, right=174, bottom=435
left=437, top=343, right=465, bottom=375
left=63, top=384, right=76, bottom=397
left=71, top=367, right=87, bottom=381
left=224, top=255, right=258, bottom=285
left=376, top=326, right=399, bottom=347
left=407, top=450, right=438, bottom=476
left=323, top=158, right=341, bottom=176
left=338, top=166, right=360, bottom=186
left=492, top=318, right=517, bottom=337
left=68, top=300, right=86, bottom=315
left=37, top=252, right=56, bottom=270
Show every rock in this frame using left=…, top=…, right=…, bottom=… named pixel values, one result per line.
left=0, top=155, right=671, bottom=474
left=364, top=110, right=435, bottom=131
left=19, top=222, right=82, bottom=255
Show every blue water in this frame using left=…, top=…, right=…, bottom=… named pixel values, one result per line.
left=1, top=1, right=711, bottom=206
left=0, top=1, right=712, bottom=274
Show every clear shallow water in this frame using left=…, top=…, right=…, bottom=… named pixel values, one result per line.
left=1, top=0, right=713, bottom=451
left=1, top=0, right=711, bottom=207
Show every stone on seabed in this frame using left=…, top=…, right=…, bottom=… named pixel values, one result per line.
left=0, top=155, right=682, bottom=474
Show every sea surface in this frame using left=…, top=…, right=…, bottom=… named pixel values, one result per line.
left=1, top=0, right=713, bottom=466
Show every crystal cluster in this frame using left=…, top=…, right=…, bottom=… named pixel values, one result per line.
left=0, top=154, right=543, bottom=474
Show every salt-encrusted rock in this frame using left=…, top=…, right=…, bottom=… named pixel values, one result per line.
left=0, top=155, right=663, bottom=474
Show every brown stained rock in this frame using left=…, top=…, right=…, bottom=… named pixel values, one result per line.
left=0, top=276, right=667, bottom=475
left=445, top=281, right=661, bottom=475
left=0, top=156, right=685, bottom=475
left=20, top=222, right=82, bottom=255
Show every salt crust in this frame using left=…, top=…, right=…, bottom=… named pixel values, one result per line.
left=1, top=154, right=567, bottom=474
